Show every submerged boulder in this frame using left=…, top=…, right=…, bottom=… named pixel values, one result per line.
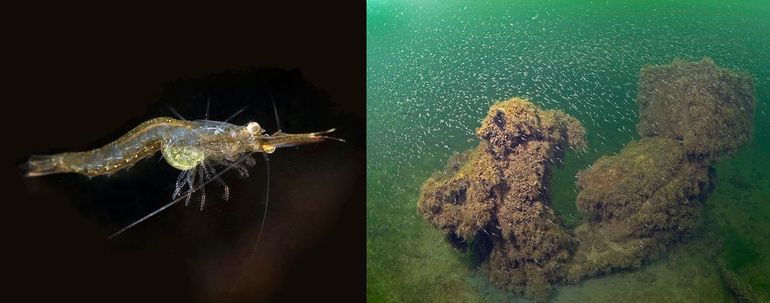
left=568, top=137, right=711, bottom=281
left=565, top=57, right=755, bottom=284
left=418, top=97, right=585, bottom=300
left=637, top=57, right=754, bottom=159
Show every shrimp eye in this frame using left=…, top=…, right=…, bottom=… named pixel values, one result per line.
left=247, top=122, right=262, bottom=134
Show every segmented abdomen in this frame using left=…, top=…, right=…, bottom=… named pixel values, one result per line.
left=25, top=117, right=195, bottom=177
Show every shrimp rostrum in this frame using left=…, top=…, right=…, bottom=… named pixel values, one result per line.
left=24, top=113, right=342, bottom=237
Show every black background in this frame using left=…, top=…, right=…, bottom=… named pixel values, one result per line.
left=2, top=2, right=364, bottom=302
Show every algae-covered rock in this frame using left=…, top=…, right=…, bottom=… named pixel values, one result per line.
left=568, top=137, right=711, bottom=281
left=637, top=58, right=755, bottom=159
left=476, top=98, right=587, bottom=160
left=566, top=58, right=754, bottom=282
left=418, top=97, right=585, bottom=301
left=576, top=137, right=688, bottom=222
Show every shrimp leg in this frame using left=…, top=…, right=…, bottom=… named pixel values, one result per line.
left=203, top=161, right=230, bottom=201
left=184, top=169, right=196, bottom=207
left=197, top=166, right=207, bottom=211
left=107, top=157, right=244, bottom=239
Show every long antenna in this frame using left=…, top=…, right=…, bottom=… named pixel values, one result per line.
left=223, top=106, right=248, bottom=123
left=254, top=153, right=270, bottom=250
left=205, top=96, right=211, bottom=120
left=167, top=105, right=187, bottom=120
left=226, top=152, right=271, bottom=299
left=264, top=79, right=283, bottom=133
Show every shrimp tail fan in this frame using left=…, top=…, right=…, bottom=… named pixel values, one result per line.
left=23, top=155, right=65, bottom=177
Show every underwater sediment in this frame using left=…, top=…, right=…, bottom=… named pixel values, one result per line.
left=417, top=58, right=755, bottom=301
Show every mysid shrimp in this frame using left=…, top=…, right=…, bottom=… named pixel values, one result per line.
left=23, top=104, right=344, bottom=238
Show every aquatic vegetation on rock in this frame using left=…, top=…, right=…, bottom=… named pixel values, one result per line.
left=568, top=137, right=711, bottom=282
left=637, top=57, right=755, bottom=159
left=568, top=58, right=754, bottom=281
left=417, top=58, right=755, bottom=301
left=418, top=97, right=586, bottom=301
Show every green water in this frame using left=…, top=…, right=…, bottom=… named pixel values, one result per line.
left=367, top=0, right=770, bottom=302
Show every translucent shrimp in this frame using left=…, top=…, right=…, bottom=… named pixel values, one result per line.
left=23, top=108, right=343, bottom=238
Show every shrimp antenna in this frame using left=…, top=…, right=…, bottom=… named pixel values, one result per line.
left=254, top=153, right=270, bottom=251
left=264, top=79, right=283, bottom=133
left=204, top=96, right=211, bottom=120
left=167, top=105, right=187, bottom=120
left=314, top=128, right=347, bottom=143
left=321, top=135, right=347, bottom=143
left=223, top=105, right=248, bottom=123
left=225, top=152, right=271, bottom=298
left=107, top=159, right=242, bottom=239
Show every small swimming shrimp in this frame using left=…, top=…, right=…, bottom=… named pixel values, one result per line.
left=23, top=105, right=343, bottom=239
